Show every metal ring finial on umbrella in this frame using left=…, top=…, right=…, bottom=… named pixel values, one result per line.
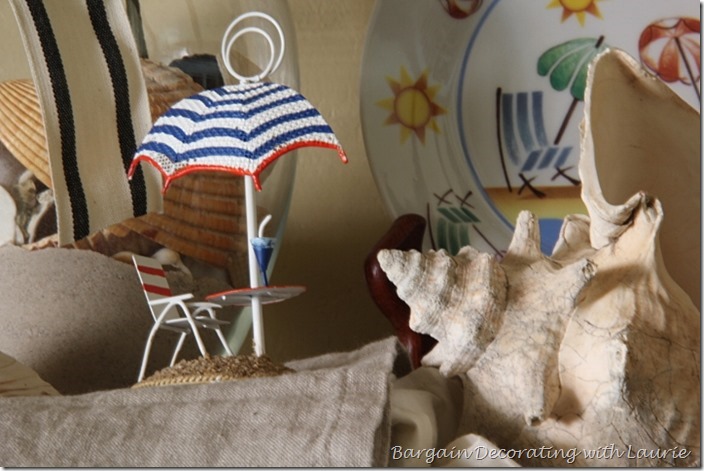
left=220, top=12, right=286, bottom=83
left=224, top=27, right=276, bottom=81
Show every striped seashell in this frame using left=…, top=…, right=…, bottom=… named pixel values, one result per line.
left=59, top=172, right=250, bottom=284
left=125, top=171, right=249, bottom=267
left=0, top=79, right=50, bottom=187
left=49, top=171, right=250, bottom=286
left=0, top=59, right=203, bottom=188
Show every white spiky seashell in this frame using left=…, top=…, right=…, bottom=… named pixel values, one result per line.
left=380, top=211, right=596, bottom=425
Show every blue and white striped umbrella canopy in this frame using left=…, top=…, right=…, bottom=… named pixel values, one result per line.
left=129, top=81, right=347, bottom=191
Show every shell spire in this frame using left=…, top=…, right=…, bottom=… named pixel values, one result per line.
left=378, top=246, right=507, bottom=376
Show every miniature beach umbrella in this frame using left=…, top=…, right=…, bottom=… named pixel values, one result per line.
left=127, top=79, right=347, bottom=191
left=128, top=12, right=347, bottom=357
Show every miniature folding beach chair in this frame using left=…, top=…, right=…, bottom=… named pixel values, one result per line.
left=132, top=254, right=234, bottom=382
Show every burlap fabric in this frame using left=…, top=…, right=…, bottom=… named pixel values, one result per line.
left=0, top=337, right=408, bottom=467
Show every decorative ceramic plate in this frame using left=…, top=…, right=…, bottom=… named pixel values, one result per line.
left=361, top=0, right=699, bottom=256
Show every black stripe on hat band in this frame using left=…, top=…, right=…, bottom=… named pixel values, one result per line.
left=25, top=0, right=90, bottom=239
left=86, top=0, right=147, bottom=217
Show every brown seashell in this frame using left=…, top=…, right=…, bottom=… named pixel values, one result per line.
left=67, top=220, right=163, bottom=259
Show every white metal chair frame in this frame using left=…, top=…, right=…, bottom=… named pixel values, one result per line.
left=132, top=254, right=234, bottom=382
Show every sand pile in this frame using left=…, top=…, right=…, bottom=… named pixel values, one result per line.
left=134, top=354, right=293, bottom=388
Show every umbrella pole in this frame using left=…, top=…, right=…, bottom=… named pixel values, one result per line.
left=245, top=175, right=266, bottom=356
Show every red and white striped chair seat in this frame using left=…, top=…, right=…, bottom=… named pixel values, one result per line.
left=132, top=254, right=233, bottom=382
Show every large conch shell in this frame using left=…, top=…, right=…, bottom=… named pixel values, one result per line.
left=378, top=48, right=700, bottom=466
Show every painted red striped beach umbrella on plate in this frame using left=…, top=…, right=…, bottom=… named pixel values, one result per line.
left=638, top=17, right=701, bottom=102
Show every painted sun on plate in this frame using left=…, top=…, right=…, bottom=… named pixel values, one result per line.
left=377, top=67, right=446, bottom=144
left=547, top=0, right=603, bottom=26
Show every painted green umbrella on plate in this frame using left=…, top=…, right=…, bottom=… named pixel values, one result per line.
left=537, top=36, right=608, bottom=145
